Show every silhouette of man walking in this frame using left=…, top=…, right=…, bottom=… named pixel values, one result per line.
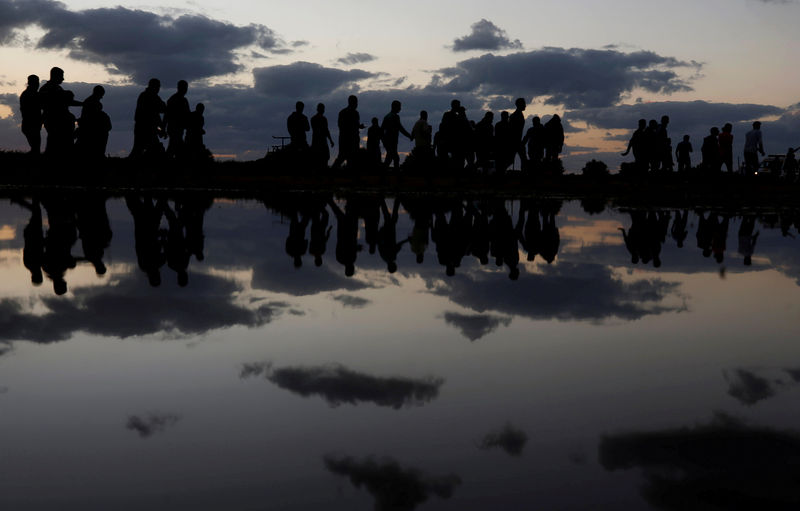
left=165, top=80, right=190, bottom=159
left=381, top=100, right=412, bottom=169
left=332, top=95, right=364, bottom=170
left=287, top=101, right=310, bottom=150
left=20, top=74, right=42, bottom=155
left=39, top=67, right=82, bottom=157
left=130, top=78, right=167, bottom=159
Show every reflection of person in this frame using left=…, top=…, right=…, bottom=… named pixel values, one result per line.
left=737, top=216, right=759, bottom=266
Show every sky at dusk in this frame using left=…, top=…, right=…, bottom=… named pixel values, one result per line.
left=0, top=0, right=798, bottom=167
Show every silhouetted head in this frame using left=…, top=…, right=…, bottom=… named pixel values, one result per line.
left=295, top=101, right=304, bottom=113
left=450, top=99, right=460, bottom=111
left=551, top=114, right=561, bottom=124
left=347, top=95, right=358, bottom=109
left=27, top=75, right=39, bottom=89
left=532, top=116, right=541, bottom=126
left=371, top=117, right=379, bottom=127
left=53, top=278, right=67, bottom=296
left=177, top=80, right=188, bottom=94
left=31, top=269, right=43, bottom=285
left=177, top=270, right=188, bottom=287
left=500, top=111, right=509, bottom=121
left=420, top=110, right=427, bottom=121
left=638, top=119, right=646, bottom=129
left=527, top=252, right=535, bottom=262
left=49, top=67, right=64, bottom=84
left=92, top=85, right=105, bottom=99
left=722, top=123, right=732, bottom=133
left=317, top=103, right=325, bottom=114
left=661, top=115, right=669, bottom=125
left=93, top=260, right=107, bottom=275
left=345, top=264, right=355, bottom=277
left=710, top=126, right=719, bottom=135
left=387, top=261, right=398, bottom=274
left=515, top=98, right=526, bottom=111
left=648, top=119, right=658, bottom=129
left=683, top=135, right=690, bottom=142
left=752, top=121, right=761, bottom=130
left=147, top=78, right=160, bottom=92
left=391, top=100, right=401, bottom=113
left=483, top=111, right=494, bottom=122
left=195, top=103, right=205, bottom=114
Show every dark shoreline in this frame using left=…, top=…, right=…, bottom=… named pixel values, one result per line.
left=1, top=151, right=798, bottom=209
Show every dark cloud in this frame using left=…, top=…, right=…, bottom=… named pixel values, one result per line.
left=323, top=455, right=461, bottom=510
left=0, top=272, right=284, bottom=346
left=257, top=364, right=444, bottom=409
left=452, top=19, right=522, bottom=52
left=0, top=0, right=286, bottom=84
left=442, top=311, right=511, bottom=341
left=430, top=48, right=699, bottom=108
left=427, top=262, right=683, bottom=322
left=479, top=423, right=528, bottom=456
left=240, top=361, right=271, bottom=379
left=337, top=52, right=377, bottom=65
left=724, top=368, right=777, bottom=405
left=332, top=294, right=372, bottom=309
left=253, top=62, right=375, bottom=98
left=126, top=413, right=181, bottom=438
left=600, top=412, right=800, bottom=509
left=786, top=368, right=800, bottom=382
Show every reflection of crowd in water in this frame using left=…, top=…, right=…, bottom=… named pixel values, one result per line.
left=14, top=193, right=211, bottom=295
left=11, top=193, right=800, bottom=294
left=619, top=208, right=800, bottom=268
left=268, top=196, right=562, bottom=280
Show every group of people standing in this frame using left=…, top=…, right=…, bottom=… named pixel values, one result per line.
left=20, top=67, right=111, bottom=160
left=284, top=95, right=566, bottom=173
left=18, top=67, right=209, bottom=162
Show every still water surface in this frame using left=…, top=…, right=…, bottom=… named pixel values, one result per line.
left=0, top=194, right=799, bottom=510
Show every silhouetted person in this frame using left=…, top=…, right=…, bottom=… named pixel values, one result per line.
left=75, top=194, right=112, bottom=276
left=509, top=98, right=527, bottom=170
left=738, top=216, right=759, bottom=266
left=439, top=99, right=461, bottom=165
left=522, top=116, right=545, bottom=172
left=719, top=123, right=734, bottom=172
left=544, top=114, right=564, bottom=163
left=474, top=112, right=494, bottom=171
left=743, top=121, right=765, bottom=175
left=675, top=135, right=693, bottom=172
left=454, top=106, right=473, bottom=169
left=783, top=147, right=799, bottom=181
left=644, top=119, right=660, bottom=172
left=701, top=127, right=721, bottom=172
left=310, top=103, right=334, bottom=169
left=76, top=85, right=112, bottom=160
left=622, top=119, right=648, bottom=173
left=332, top=95, right=364, bottom=170
left=130, top=78, right=167, bottom=159
left=39, top=67, right=82, bottom=157
left=411, top=110, right=432, bottom=152
left=658, top=115, right=673, bottom=171
left=185, top=103, right=209, bottom=160
left=367, top=117, right=383, bottom=166
left=381, top=100, right=412, bottom=169
left=287, top=101, right=310, bottom=150
left=19, top=74, right=42, bottom=155
left=494, top=111, right=511, bottom=172
left=165, top=80, right=190, bottom=159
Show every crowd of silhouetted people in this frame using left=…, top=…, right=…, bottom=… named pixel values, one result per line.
left=19, top=67, right=210, bottom=162
left=281, top=95, right=565, bottom=174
